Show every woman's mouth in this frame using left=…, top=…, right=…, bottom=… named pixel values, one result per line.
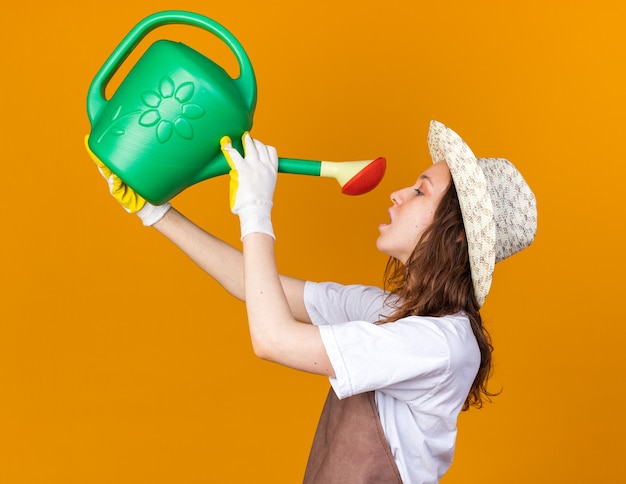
left=379, top=210, right=392, bottom=229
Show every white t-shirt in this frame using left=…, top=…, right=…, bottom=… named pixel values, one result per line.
left=304, top=281, right=481, bottom=484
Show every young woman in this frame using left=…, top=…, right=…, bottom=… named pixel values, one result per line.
left=91, top=120, right=537, bottom=483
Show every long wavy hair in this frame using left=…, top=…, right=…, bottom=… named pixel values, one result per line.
left=380, top=181, right=496, bottom=410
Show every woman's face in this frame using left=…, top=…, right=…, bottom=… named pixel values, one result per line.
left=376, top=160, right=452, bottom=263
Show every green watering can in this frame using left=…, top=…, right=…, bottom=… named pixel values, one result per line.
left=86, top=10, right=386, bottom=205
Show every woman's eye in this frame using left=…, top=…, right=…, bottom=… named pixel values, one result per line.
left=414, top=188, right=423, bottom=196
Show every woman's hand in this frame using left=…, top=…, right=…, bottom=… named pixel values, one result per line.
left=86, top=136, right=171, bottom=226
left=220, top=132, right=278, bottom=240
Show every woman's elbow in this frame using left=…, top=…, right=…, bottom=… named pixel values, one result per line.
left=250, top=335, right=277, bottom=362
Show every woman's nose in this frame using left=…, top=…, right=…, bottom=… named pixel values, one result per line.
left=390, top=189, right=403, bottom=204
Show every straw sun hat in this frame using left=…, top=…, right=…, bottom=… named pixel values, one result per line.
left=427, top=120, right=537, bottom=307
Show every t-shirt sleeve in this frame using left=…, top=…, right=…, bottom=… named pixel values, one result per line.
left=304, top=281, right=389, bottom=324
left=319, top=318, right=450, bottom=400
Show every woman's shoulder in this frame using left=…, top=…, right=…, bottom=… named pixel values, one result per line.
left=391, top=313, right=476, bottom=351
left=394, top=311, right=470, bottom=329
left=396, top=312, right=480, bottom=370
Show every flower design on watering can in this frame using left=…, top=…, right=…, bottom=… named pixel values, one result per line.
left=138, top=76, right=205, bottom=143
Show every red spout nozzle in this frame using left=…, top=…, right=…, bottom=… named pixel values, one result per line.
left=340, top=157, right=386, bottom=195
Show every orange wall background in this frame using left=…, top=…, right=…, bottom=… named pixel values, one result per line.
left=1, top=0, right=624, bottom=482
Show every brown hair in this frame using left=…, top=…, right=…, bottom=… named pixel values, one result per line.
left=380, top=181, right=496, bottom=410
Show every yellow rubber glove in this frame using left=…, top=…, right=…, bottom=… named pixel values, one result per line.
left=85, top=136, right=171, bottom=225
left=221, top=135, right=240, bottom=211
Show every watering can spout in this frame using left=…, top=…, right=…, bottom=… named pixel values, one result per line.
left=274, top=156, right=387, bottom=195
left=189, top=154, right=387, bottom=197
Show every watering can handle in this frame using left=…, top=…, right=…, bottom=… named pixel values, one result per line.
left=86, top=10, right=256, bottom=123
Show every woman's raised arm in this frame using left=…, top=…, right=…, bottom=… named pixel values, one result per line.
left=153, top=207, right=312, bottom=323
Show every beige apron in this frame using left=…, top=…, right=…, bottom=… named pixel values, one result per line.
left=303, top=388, right=403, bottom=483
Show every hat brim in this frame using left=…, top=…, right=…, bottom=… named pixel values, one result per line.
left=427, top=120, right=496, bottom=307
